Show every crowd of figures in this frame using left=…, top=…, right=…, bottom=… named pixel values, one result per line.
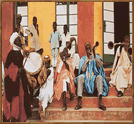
left=2, top=14, right=132, bottom=122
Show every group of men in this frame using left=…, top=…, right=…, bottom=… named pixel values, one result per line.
left=2, top=14, right=132, bottom=122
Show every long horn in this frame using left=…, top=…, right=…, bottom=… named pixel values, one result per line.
left=108, top=41, right=126, bottom=49
left=108, top=41, right=114, bottom=49
left=92, top=41, right=99, bottom=58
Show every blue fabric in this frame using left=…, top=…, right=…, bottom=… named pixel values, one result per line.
left=75, top=54, right=109, bottom=96
left=49, top=31, right=61, bottom=50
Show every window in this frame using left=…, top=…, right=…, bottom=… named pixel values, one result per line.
left=56, top=2, right=78, bottom=43
left=103, top=2, right=114, bottom=55
left=103, top=2, right=115, bottom=63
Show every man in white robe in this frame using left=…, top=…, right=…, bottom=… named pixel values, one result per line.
left=109, top=35, right=132, bottom=97
left=25, top=16, right=43, bottom=55
left=59, top=25, right=71, bottom=52
left=38, top=55, right=54, bottom=122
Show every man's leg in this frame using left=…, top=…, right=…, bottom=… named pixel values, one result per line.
left=75, top=75, right=84, bottom=110
left=62, top=79, right=68, bottom=111
left=40, top=94, right=49, bottom=122
left=95, top=75, right=106, bottom=111
left=66, top=79, right=75, bottom=101
left=55, top=48, right=59, bottom=67
left=51, top=49, right=55, bottom=69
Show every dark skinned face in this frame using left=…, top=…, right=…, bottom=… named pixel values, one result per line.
left=124, top=38, right=130, bottom=46
left=85, top=44, right=92, bottom=56
left=14, top=37, right=22, bottom=48
left=17, top=17, right=22, bottom=24
left=53, top=23, right=57, bottom=30
left=33, top=18, right=37, bottom=25
left=64, top=26, right=68, bottom=34
left=45, top=60, right=50, bottom=69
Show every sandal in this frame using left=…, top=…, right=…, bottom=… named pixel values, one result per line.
left=75, top=105, right=82, bottom=110
left=99, top=104, right=106, bottom=111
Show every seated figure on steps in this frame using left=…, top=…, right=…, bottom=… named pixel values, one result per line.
left=38, top=55, right=54, bottom=122
left=109, top=35, right=132, bottom=97
left=74, top=42, right=109, bottom=111
left=54, top=48, right=75, bottom=111
left=67, top=37, right=80, bottom=77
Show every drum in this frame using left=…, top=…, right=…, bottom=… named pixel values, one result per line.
left=23, top=52, right=47, bottom=89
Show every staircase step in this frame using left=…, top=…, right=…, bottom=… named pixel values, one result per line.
left=27, top=108, right=132, bottom=121
left=45, top=96, right=132, bottom=108
left=104, top=68, right=112, bottom=77
left=106, top=77, right=110, bottom=84
left=26, top=120, right=133, bottom=123
left=32, top=87, right=132, bottom=108
left=108, top=87, right=132, bottom=96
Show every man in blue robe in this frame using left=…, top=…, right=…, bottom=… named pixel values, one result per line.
left=74, top=42, right=109, bottom=111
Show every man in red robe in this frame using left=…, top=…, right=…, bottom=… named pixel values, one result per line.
left=2, top=32, right=31, bottom=122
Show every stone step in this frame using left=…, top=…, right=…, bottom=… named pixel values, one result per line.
left=104, top=68, right=112, bottom=77
left=32, top=87, right=132, bottom=108
left=106, top=77, right=110, bottom=85
left=26, top=108, right=132, bottom=121
left=26, top=120, right=133, bottom=123
left=108, top=87, right=132, bottom=96
left=47, top=96, right=132, bottom=108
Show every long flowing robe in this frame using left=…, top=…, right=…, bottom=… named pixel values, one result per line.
left=54, top=56, right=76, bottom=101
left=39, top=67, right=54, bottom=104
left=75, top=54, right=109, bottom=96
left=109, top=46, right=132, bottom=92
left=2, top=50, right=31, bottom=122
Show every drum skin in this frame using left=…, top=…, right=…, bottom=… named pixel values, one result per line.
left=23, top=52, right=47, bottom=89
left=23, top=52, right=43, bottom=75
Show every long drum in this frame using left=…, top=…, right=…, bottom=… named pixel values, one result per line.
left=23, top=52, right=43, bottom=75
left=23, top=52, right=47, bottom=89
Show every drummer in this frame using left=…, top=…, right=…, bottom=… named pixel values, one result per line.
left=2, top=32, right=31, bottom=122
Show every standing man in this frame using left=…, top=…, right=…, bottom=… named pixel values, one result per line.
left=60, top=25, right=71, bottom=52
left=74, top=42, right=109, bottom=111
left=15, top=14, right=25, bottom=49
left=49, top=22, right=61, bottom=68
left=3, top=32, right=31, bottom=122
left=25, top=16, right=43, bottom=55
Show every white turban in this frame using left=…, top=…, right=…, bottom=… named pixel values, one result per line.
left=10, top=32, right=19, bottom=46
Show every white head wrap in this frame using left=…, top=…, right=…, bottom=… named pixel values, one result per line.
left=10, top=32, right=19, bottom=46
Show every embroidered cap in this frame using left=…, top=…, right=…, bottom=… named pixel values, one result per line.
left=84, top=42, right=91, bottom=48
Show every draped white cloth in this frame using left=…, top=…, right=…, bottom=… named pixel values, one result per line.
left=109, top=46, right=132, bottom=93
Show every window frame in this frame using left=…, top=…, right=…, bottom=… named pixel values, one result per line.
left=56, top=2, right=78, bottom=43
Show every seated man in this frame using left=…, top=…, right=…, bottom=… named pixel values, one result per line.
left=109, top=35, right=132, bottom=97
left=74, top=42, right=109, bottom=111
left=54, top=48, right=75, bottom=111
left=38, top=55, right=54, bottom=122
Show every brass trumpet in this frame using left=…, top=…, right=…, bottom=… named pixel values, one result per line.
left=108, top=41, right=132, bottom=55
